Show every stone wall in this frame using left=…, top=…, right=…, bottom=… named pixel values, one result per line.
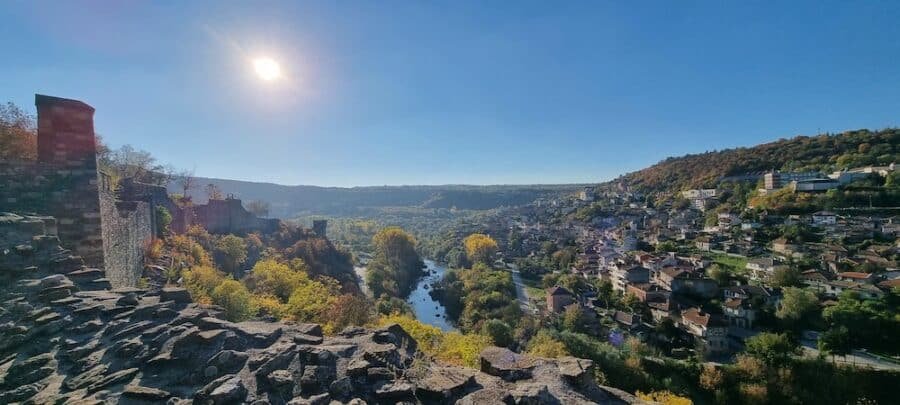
left=99, top=191, right=153, bottom=288
left=173, top=197, right=281, bottom=235
left=0, top=94, right=155, bottom=288
left=0, top=160, right=103, bottom=266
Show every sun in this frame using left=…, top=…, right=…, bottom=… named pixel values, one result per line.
left=253, top=57, right=282, bottom=81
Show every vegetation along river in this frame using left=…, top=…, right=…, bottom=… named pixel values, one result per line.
left=355, top=259, right=456, bottom=331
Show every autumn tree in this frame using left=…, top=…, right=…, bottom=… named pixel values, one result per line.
left=366, top=227, right=423, bottom=298
left=326, top=294, right=372, bottom=331
left=463, top=233, right=499, bottom=265
left=0, top=102, right=36, bottom=161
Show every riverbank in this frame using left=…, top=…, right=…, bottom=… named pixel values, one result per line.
left=355, top=259, right=457, bottom=331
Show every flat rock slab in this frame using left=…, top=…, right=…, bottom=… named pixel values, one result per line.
left=480, top=346, right=536, bottom=382
left=122, top=385, right=172, bottom=401
left=159, top=287, right=191, bottom=303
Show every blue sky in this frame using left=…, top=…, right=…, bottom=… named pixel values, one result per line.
left=2, top=1, right=899, bottom=186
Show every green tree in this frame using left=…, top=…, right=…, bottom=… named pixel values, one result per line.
left=818, top=326, right=851, bottom=361
left=776, top=287, right=819, bottom=328
left=770, top=266, right=801, bottom=288
left=562, top=304, right=588, bottom=333
left=480, top=319, right=513, bottom=347
left=155, top=205, right=172, bottom=238
left=743, top=332, right=798, bottom=367
left=215, top=234, right=248, bottom=276
left=707, top=264, right=730, bottom=286
left=366, top=227, right=424, bottom=298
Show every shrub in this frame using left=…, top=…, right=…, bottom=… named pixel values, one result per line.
left=183, top=265, right=226, bottom=301
left=637, top=391, right=693, bottom=405
left=527, top=330, right=570, bottom=358
left=436, top=332, right=492, bottom=368
left=480, top=319, right=513, bottom=347
left=145, top=238, right=163, bottom=262
left=155, top=205, right=172, bottom=237
left=252, top=294, right=288, bottom=319
left=243, top=259, right=308, bottom=301
left=286, top=277, right=337, bottom=323
left=211, top=279, right=256, bottom=321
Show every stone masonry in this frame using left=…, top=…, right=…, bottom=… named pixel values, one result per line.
left=0, top=94, right=155, bottom=288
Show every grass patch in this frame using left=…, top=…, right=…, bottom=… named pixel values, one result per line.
left=710, top=253, right=748, bottom=274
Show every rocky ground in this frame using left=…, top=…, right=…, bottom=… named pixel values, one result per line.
left=0, top=213, right=647, bottom=404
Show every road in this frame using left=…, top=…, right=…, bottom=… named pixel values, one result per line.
left=509, top=269, right=536, bottom=314
left=800, top=340, right=900, bottom=371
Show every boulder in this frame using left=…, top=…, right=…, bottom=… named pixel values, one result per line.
left=457, top=388, right=514, bottom=405
left=116, top=292, right=139, bottom=307
left=479, top=347, right=535, bottom=382
left=160, top=287, right=192, bottom=303
left=374, top=381, right=415, bottom=400
left=510, top=383, right=558, bottom=405
left=196, top=374, right=247, bottom=404
left=417, top=367, right=476, bottom=400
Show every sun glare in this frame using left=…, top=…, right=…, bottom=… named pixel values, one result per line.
left=253, top=57, right=282, bottom=81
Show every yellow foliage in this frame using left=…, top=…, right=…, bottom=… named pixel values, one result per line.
left=375, top=314, right=491, bottom=368
left=436, top=332, right=492, bottom=368
left=526, top=330, right=570, bottom=358
left=463, top=233, right=498, bottom=264
left=243, top=259, right=310, bottom=302
left=252, top=294, right=289, bottom=319
left=183, top=265, right=226, bottom=302
left=636, top=390, right=693, bottom=405
left=377, top=314, right=444, bottom=354
left=169, top=234, right=212, bottom=267
left=211, top=279, right=257, bottom=321
left=145, top=238, right=163, bottom=262
left=733, top=354, right=766, bottom=381
left=286, top=278, right=338, bottom=323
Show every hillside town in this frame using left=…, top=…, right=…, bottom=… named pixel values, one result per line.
left=483, top=166, right=898, bottom=367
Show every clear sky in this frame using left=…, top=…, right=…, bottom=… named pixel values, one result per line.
left=2, top=1, right=899, bottom=187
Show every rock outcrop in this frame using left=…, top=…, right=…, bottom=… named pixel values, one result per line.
left=0, top=213, right=647, bottom=404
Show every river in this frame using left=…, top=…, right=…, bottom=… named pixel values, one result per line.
left=355, top=259, right=456, bottom=331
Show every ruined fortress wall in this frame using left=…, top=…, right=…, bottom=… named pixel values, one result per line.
left=0, top=162, right=104, bottom=265
left=100, top=192, right=153, bottom=288
left=0, top=95, right=154, bottom=287
left=188, top=198, right=280, bottom=235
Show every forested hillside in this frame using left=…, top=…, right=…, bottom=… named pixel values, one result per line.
left=619, top=128, right=899, bottom=194
left=169, top=179, right=579, bottom=217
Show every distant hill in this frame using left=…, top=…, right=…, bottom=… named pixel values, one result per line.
left=168, top=178, right=582, bottom=218
left=618, top=128, right=899, bottom=194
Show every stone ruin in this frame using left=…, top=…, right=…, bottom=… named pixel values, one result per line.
left=1, top=94, right=281, bottom=288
